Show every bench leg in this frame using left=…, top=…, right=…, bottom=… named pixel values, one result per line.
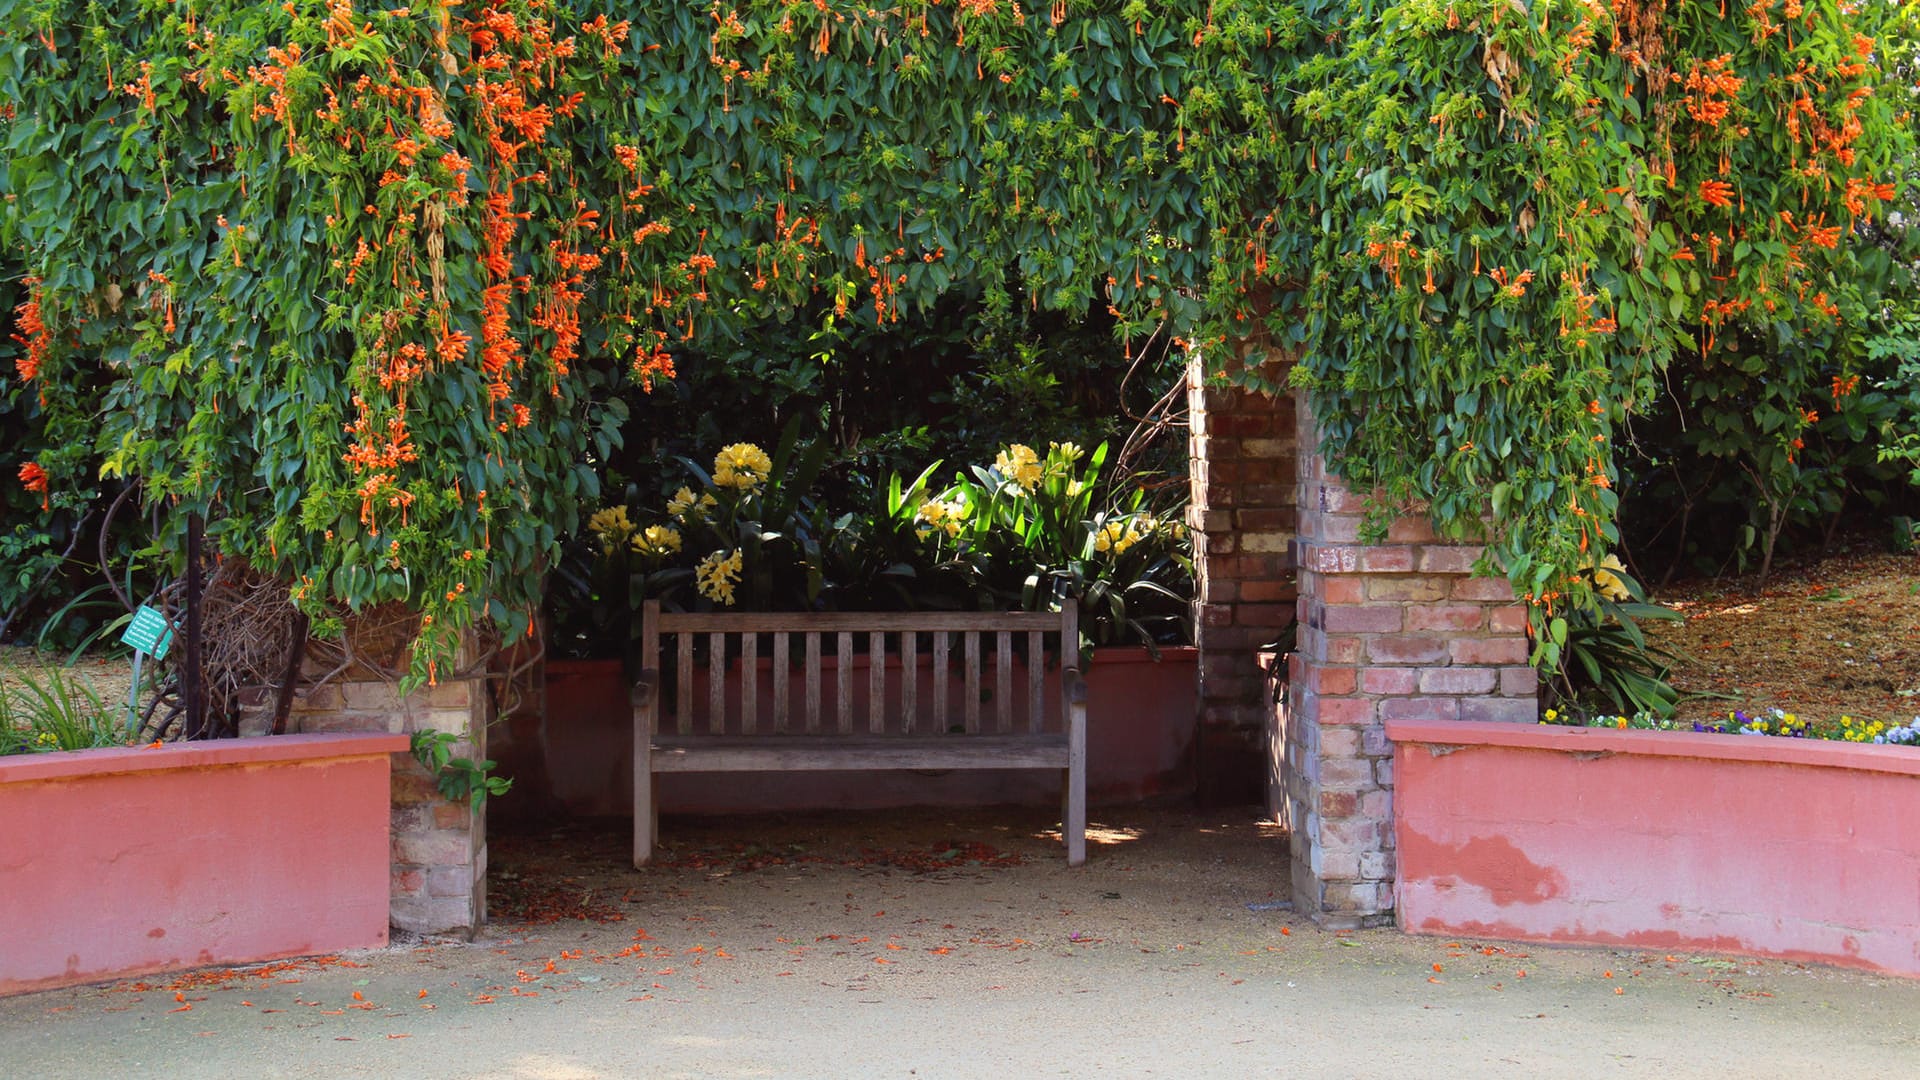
left=1064, top=703, right=1087, bottom=867
left=634, top=742, right=656, bottom=868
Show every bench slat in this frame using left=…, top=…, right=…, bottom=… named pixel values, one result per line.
left=805, top=632, right=821, bottom=733
left=933, top=632, right=949, bottom=733
left=1027, top=630, right=1044, bottom=734
left=900, top=631, right=917, bottom=734
left=648, top=733, right=1071, bottom=773
left=709, top=631, right=727, bottom=734
left=836, top=631, right=853, bottom=733
left=965, top=631, right=981, bottom=734
left=741, top=632, right=758, bottom=734
left=869, top=630, right=886, bottom=734
left=773, top=631, right=790, bottom=733
left=676, top=633, right=693, bottom=735
left=651, top=611, right=1064, bottom=633
left=996, top=631, right=1013, bottom=733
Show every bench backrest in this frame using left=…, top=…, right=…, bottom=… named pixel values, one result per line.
left=638, top=600, right=1080, bottom=738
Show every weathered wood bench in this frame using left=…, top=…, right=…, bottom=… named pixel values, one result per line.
left=632, top=599, right=1087, bottom=867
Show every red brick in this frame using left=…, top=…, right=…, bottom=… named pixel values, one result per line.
left=1303, top=545, right=1361, bottom=574
left=1366, top=635, right=1447, bottom=665
left=1489, top=604, right=1530, bottom=633
left=1314, top=697, right=1377, bottom=725
left=1453, top=576, right=1516, bottom=602
left=1449, top=637, right=1531, bottom=665
left=1366, top=576, right=1449, bottom=602
left=1323, top=605, right=1403, bottom=633
left=1236, top=508, right=1299, bottom=532
left=1406, top=604, right=1486, bottom=632
left=1201, top=579, right=1240, bottom=604
left=1460, top=697, right=1539, bottom=723
left=1319, top=577, right=1366, bottom=605
left=432, top=802, right=472, bottom=829
left=1313, top=666, right=1358, bottom=695
left=1417, top=546, right=1484, bottom=574
left=1319, top=515, right=1364, bottom=543
left=1216, top=412, right=1278, bottom=438
left=1317, top=483, right=1368, bottom=513
left=1242, top=483, right=1297, bottom=505
left=1379, top=696, right=1460, bottom=722
left=391, top=869, right=425, bottom=897
left=1360, top=547, right=1416, bottom=573
left=1417, top=667, right=1499, bottom=695
left=1324, top=635, right=1365, bottom=664
left=1240, top=580, right=1299, bottom=603
left=1233, top=603, right=1293, bottom=627
left=1361, top=667, right=1419, bottom=695
left=1386, top=516, right=1440, bottom=543
left=1200, top=604, right=1235, bottom=628
left=1500, top=666, right=1539, bottom=697
left=1320, top=791, right=1360, bottom=818
left=1319, top=727, right=1362, bottom=756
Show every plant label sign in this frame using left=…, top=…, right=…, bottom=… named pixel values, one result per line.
left=122, top=605, right=173, bottom=660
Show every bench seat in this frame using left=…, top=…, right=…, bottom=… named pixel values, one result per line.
left=633, top=600, right=1087, bottom=866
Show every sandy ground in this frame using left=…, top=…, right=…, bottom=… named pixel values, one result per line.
left=6, top=804, right=1920, bottom=1079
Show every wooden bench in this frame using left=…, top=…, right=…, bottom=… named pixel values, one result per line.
left=632, top=600, right=1087, bottom=867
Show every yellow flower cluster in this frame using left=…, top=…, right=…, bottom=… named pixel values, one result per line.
left=696, top=548, right=744, bottom=605
left=713, top=442, right=773, bottom=492
left=1095, top=515, right=1154, bottom=555
left=915, top=498, right=966, bottom=538
left=1590, top=554, right=1630, bottom=602
left=1838, top=715, right=1887, bottom=743
left=994, top=443, right=1043, bottom=493
left=668, top=485, right=718, bottom=520
left=631, top=524, right=682, bottom=558
left=587, top=505, right=635, bottom=553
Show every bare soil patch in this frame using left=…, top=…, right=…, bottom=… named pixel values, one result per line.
left=1648, top=547, right=1920, bottom=724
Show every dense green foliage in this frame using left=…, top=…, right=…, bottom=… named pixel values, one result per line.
left=1, top=0, right=1909, bottom=682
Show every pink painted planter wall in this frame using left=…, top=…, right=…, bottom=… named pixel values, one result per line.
left=500, top=648, right=1195, bottom=822
left=0, top=733, right=407, bottom=996
left=1388, top=720, right=1920, bottom=977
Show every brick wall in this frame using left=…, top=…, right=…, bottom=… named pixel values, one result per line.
left=1187, top=350, right=1298, bottom=805
left=1280, top=399, right=1535, bottom=927
left=288, top=673, right=488, bottom=937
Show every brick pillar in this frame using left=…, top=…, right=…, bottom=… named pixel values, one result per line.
left=289, top=667, right=489, bottom=937
left=1187, top=348, right=1298, bottom=805
left=1284, top=396, right=1536, bottom=928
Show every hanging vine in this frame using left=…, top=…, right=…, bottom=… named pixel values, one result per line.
left=1, top=0, right=1907, bottom=683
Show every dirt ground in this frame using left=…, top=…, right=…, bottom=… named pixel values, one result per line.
left=8, top=803, right=1920, bottom=1078
left=1647, top=547, right=1920, bottom=724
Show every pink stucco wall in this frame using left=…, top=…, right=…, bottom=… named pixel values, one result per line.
left=0, top=733, right=407, bottom=996
left=1388, top=720, right=1920, bottom=977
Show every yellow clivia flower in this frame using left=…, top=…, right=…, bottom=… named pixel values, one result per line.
left=695, top=548, right=744, bottom=606
left=994, top=443, right=1043, bottom=493
left=587, top=505, right=635, bottom=553
left=1590, top=553, right=1631, bottom=602
left=631, top=524, right=682, bottom=558
left=713, top=442, right=773, bottom=492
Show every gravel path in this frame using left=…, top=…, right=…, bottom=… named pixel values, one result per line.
left=5, top=805, right=1920, bottom=1078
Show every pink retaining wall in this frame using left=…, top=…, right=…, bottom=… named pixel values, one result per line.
left=0, top=733, right=407, bottom=996
left=1388, top=720, right=1920, bottom=977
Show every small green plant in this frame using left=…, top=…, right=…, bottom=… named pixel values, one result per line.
left=0, top=666, right=129, bottom=755
left=409, top=729, right=512, bottom=810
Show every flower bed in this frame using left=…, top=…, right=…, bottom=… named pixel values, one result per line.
left=1387, top=719, right=1920, bottom=978
left=0, top=733, right=406, bottom=996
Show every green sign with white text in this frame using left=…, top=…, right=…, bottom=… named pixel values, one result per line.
left=121, top=605, right=173, bottom=660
